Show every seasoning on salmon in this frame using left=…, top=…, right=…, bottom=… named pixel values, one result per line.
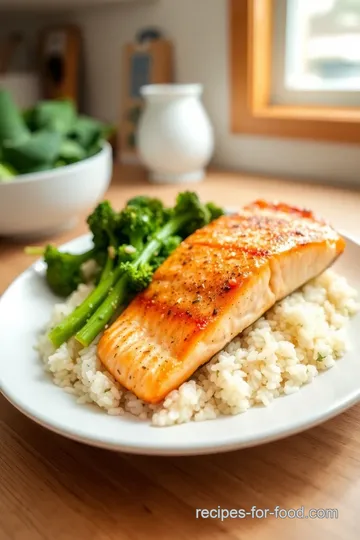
left=97, top=200, right=345, bottom=403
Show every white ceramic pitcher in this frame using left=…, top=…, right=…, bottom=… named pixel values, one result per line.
left=137, top=84, right=214, bottom=184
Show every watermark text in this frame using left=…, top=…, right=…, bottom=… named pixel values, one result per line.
left=195, top=506, right=338, bottom=520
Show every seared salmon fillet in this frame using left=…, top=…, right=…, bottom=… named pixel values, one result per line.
left=98, top=201, right=345, bottom=403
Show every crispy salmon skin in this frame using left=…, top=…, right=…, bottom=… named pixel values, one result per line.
left=97, top=201, right=345, bottom=403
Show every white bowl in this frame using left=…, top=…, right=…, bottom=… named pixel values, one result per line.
left=0, top=142, right=112, bottom=238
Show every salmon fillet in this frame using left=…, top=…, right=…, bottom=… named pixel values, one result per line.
left=97, top=200, right=345, bottom=403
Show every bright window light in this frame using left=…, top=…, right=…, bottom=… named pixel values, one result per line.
left=285, top=0, right=360, bottom=91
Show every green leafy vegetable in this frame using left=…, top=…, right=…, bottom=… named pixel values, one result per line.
left=86, top=142, right=103, bottom=158
left=22, top=107, right=37, bottom=132
left=68, top=115, right=104, bottom=150
left=0, top=90, right=29, bottom=146
left=0, top=92, right=112, bottom=177
left=33, top=99, right=76, bottom=134
left=59, top=139, right=86, bottom=164
left=26, top=164, right=52, bottom=174
left=0, top=162, right=17, bottom=182
left=2, top=131, right=62, bottom=173
left=54, top=159, right=67, bottom=168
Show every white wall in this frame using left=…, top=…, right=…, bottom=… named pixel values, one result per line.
left=4, top=0, right=360, bottom=185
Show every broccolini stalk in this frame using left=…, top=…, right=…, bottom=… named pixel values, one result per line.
left=47, top=200, right=144, bottom=347
left=48, top=256, right=118, bottom=348
left=75, top=276, right=128, bottom=346
left=75, top=195, right=214, bottom=347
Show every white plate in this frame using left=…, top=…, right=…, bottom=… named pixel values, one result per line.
left=1, top=234, right=360, bottom=456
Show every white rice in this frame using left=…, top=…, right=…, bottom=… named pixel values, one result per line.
left=37, top=271, right=359, bottom=427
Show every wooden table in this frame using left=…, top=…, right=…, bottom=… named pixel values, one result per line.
left=1, top=165, right=360, bottom=540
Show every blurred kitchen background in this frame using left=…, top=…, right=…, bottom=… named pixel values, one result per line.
left=1, top=0, right=360, bottom=184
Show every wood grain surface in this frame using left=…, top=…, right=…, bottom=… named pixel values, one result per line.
left=1, top=165, right=360, bottom=540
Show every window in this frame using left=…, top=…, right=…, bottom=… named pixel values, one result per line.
left=230, top=0, right=360, bottom=143
left=273, top=0, right=360, bottom=106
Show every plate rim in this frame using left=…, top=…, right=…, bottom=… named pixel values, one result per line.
left=1, top=231, right=360, bottom=456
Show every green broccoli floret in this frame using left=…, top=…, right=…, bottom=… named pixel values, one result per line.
left=25, top=244, right=95, bottom=297
left=127, top=195, right=171, bottom=232
left=117, top=205, right=154, bottom=252
left=122, top=261, right=154, bottom=292
left=161, top=235, right=183, bottom=255
left=87, top=200, right=119, bottom=251
left=126, top=195, right=161, bottom=209
left=206, top=202, right=224, bottom=221
left=126, top=195, right=166, bottom=216
left=171, top=191, right=212, bottom=238
left=117, top=244, right=138, bottom=263
left=149, top=235, right=183, bottom=271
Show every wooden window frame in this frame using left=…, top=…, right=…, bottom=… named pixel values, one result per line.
left=230, top=0, right=360, bottom=143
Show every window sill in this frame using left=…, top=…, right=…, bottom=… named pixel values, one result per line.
left=232, top=104, right=360, bottom=143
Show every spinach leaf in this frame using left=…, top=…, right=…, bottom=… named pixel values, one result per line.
left=68, top=115, right=103, bottom=150
left=33, top=100, right=76, bottom=134
left=0, top=162, right=17, bottom=182
left=0, top=90, right=30, bottom=146
left=2, top=131, right=62, bottom=173
left=59, top=139, right=86, bottom=164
